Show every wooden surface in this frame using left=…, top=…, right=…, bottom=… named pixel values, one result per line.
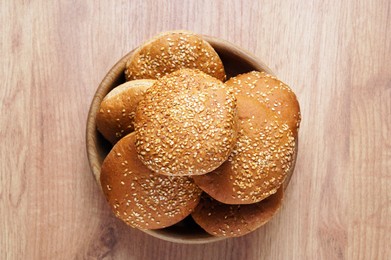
left=1, top=0, right=390, bottom=259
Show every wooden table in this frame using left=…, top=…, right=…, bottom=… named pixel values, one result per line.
left=1, top=1, right=390, bottom=259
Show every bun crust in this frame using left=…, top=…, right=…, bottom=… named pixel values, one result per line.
left=125, top=30, right=226, bottom=81
left=134, top=69, right=237, bottom=176
left=191, top=187, right=284, bottom=237
left=96, top=80, right=155, bottom=144
left=226, top=71, right=301, bottom=136
left=100, top=133, right=202, bottom=229
left=193, top=94, right=295, bottom=204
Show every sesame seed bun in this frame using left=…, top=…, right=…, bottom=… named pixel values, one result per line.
left=100, top=132, right=202, bottom=230
left=96, top=80, right=155, bottom=144
left=191, top=187, right=284, bottom=237
left=226, top=71, right=301, bottom=136
left=193, top=94, right=295, bottom=204
left=125, top=30, right=226, bottom=81
left=134, top=68, right=237, bottom=176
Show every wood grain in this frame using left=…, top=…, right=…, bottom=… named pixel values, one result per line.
left=1, top=0, right=390, bottom=259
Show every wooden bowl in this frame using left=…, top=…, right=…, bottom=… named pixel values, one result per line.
left=86, top=35, right=297, bottom=244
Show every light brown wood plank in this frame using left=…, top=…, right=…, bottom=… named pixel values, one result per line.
left=348, top=2, right=391, bottom=259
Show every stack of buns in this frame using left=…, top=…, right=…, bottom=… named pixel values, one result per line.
left=97, top=31, right=301, bottom=238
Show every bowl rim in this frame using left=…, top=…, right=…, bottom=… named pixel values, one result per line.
left=86, top=34, right=295, bottom=244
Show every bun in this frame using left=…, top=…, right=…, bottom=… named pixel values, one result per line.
left=193, top=94, right=295, bottom=204
left=134, top=68, right=237, bottom=176
left=96, top=80, right=155, bottom=144
left=125, top=30, right=226, bottom=81
left=191, top=187, right=284, bottom=237
left=100, top=133, right=202, bottom=229
left=226, top=71, right=300, bottom=136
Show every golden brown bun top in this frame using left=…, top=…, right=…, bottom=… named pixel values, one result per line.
left=100, top=133, right=202, bottom=230
left=193, top=94, right=295, bottom=204
left=226, top=71, right=301, bottom=136
left=192, top=187, right=284, bottom=237
left=134, top=68, right=237, bottom=176
left=96, top=80, right=155, bottom=144
left=125, top=30, right=226, bottom=81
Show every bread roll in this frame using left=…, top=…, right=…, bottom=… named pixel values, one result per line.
left=100, top=133, right=202, bottom=229
left=96, top=80, right=154, bottom=144
left=226, top=71, right=301, bottom=136
left=192, top=187, right=284, bottom=237
left=125, top=30, right=226, bottom=81
left=134, top=68, right=237, bottom=176
left=193, top=94, right=295, bottom=204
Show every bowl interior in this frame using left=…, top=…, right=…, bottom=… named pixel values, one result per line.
left=86, top=35, right=295, bottom=244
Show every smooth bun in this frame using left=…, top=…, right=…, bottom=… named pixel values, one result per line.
left=134, top=69, right=237, bottom=176
left=125, top=30, right=226, bottom=81
left=191, top=187, right=284, bottom=237
left=100, top=133, right=202, bottom=230
left=96, top=80, right=155, bottom=144
left=193, top=94, right=295, bottom=204
left=226, top=71, right=301, bottom=136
